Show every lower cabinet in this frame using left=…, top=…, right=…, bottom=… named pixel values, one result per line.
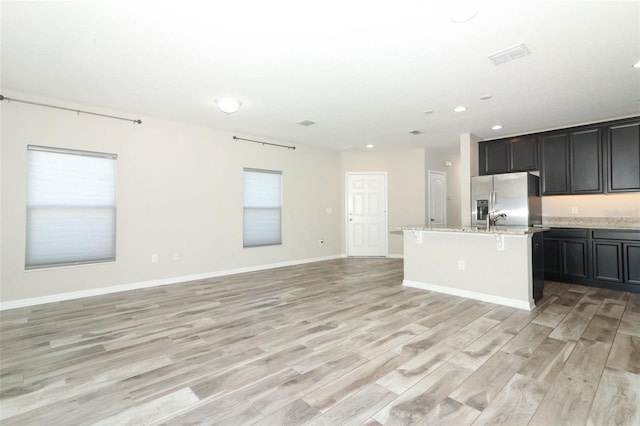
left=544, top=228, right=640, bottom=293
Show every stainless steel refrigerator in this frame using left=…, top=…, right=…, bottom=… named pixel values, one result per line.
left=471, top=172, right=541, bottom=227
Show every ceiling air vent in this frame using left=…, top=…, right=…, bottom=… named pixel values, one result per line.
left=297, top=120, right=316, bottom=127
left=488, top=43, right=531, bottom=65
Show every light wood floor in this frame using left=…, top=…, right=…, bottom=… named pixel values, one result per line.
left=1, top=258, right=639, bottom=425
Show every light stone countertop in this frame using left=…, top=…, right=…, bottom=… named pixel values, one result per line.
left=543, top=216, right=640, bottom=230
left=392, top=225, right=548, bottom=235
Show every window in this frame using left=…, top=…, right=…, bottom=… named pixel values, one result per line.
left=26, top=145, right=117, bottom=269
left=243, top=168, right=282, bottom=247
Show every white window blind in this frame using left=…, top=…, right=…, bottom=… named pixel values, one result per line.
left=243, top=168, right=282, bottom=247
left=26, top=145, right=117, bottom=269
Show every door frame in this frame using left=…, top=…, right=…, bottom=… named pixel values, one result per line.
left=427, top=169, right=447, bottom=227
left=345, top=172, right=388, bottom=257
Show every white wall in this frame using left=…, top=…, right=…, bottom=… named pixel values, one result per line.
left=1, top=92, right=342, bottom=303
left=542, top=193, right=640, bottom=218
left=341, top=149, right=426, bottom=257
left=425, top=146, right=462, bottom=226
left=459, top=133, right=481, bottom=226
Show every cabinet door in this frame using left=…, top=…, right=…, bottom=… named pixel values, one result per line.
left=607, top=121, right=640, bottom=192
left=510, top=136, right=538, bottom=172
left=532, top=233, right=544, bottom=302
left=562, top=239, right=588, bottom=279
left=544, top=238, right=562, bottom=279
left=541, top=133, right=569, bottom=194
left=480, top=140, right=510, bottom=175
left=625, top=243, right=640, bottom=285
left=592, top=241, right=622, bottom=282
left=570, top=128, right=603, bottom=193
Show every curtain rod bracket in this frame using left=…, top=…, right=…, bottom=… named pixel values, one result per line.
left=0, top=94, right=142, bottom=124
left=233, top=136, right=295, bottom=150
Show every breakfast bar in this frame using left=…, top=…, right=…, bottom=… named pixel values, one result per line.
left=397, top=225, right=547, bottom=310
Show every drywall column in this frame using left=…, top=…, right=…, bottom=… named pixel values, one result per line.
left=460, top=133, right=482, bottom=226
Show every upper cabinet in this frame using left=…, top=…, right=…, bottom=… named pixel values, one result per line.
left=479, top=139, right=509, bottom=175
left=479, top=135, right=538, bottom=175
left=606, top=119, right=640, bottom=193
left=540, top=127, right=602, bottom=195
left=540, top=133, right=569, bottom=194
left=481, top=116, right=639, bottom=194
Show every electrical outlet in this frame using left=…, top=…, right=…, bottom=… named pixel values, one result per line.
left=151, top=254, right=158, bottom=263
left=458, top=260, right=465, bottom=270
left=571, top=206, right=578, bottom=215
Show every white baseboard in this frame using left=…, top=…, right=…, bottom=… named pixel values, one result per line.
left=0, top=255, right=344, bottom=311
left=402, top=279, right=533, bottom=311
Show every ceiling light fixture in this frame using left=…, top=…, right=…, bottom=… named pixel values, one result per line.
left=492, top=125, right=503, bottom=130
left=408, top=130, right=422, bottom=135
left=366, top=144, right=374, bottom=149
left=453, top=106, right=467, bottom=112
left=634, top=61, right=640, bottom=69
left=215, top=98, right=242, bottom=114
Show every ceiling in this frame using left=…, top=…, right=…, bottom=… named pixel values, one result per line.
left=2, top=0, right=639, bottom=151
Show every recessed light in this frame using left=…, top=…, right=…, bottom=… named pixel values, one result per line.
left=297, top=120, right=316, bottom=126
left=633, top=61, right=640, bottom=69
left=424, top=110, right=435, bottom=115
left=408, top=130, right=422, bottom=135
left=450, top=3, right=478, bottom=23
left=453, top=106, right=467, bottom=112
left=491, top=125, right=503, bottom=130
left=480, top=95, right=493, bottom=101
left=366, top=144, right=374, bottom=149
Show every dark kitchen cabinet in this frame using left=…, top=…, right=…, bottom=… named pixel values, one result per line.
left=532, top=232, right=545, bottom=302
left=540, top=133, right=569, bottom=194
left=592, top=230, right=640, bottom=287
left=626, top=244, right=640, bottom=285
left=479, top=136, right=538, bottom=175
left=510, top=136, right=539, bottom=172
left=570, top=128, right=602, bottom=193
left=606, top=120, right=640, bottom=192
left=592, top=241, right=622, bottom=282
left=543, top=228, right=589, bottom=281
left=480, top=116, right=638, bottom=194
left=479, top=139, right=509, bottom=175
left=545, top=228, right=640, bottom=293
left=540, top=127, right=602, bottom=195
left=562, top=239, right=589, bottom=279
left=544, top=238, right=562, bottom=279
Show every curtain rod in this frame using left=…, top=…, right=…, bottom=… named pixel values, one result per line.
left=0, top=95, right=142, bottom=124
left=233, top=136, right=295, bottom=150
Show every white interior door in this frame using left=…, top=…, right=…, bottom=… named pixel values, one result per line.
left=428, top=170, right=447, bottom=227
left=346, top=173, right=388, bottom=257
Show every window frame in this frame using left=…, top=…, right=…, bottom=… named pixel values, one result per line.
left=243, top=167, right=283, bottom=248
left=25, top=145, right=118, bottom=270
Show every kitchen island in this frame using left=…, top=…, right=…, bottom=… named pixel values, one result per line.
left=397, top=225, right=547, bottom=310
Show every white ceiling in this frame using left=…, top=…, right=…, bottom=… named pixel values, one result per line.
left=2, top=0, right=639, bottom=151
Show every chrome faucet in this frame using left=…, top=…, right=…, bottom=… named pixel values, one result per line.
left=488, top=212, right=507, bottom=228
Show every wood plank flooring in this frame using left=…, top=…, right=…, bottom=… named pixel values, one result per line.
left=1, top=258, right=639, bottom=425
